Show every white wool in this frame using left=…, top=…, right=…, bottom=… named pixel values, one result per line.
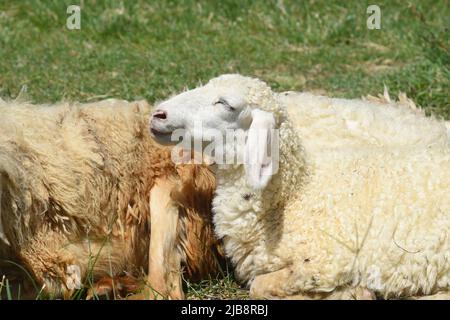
left=278, top=91, right=450, bottom=152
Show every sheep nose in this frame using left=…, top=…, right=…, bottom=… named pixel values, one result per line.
left=152, top=110, right=167, bottom=120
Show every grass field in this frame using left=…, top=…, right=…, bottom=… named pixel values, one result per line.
left=0, top=0, right=449, bottom=299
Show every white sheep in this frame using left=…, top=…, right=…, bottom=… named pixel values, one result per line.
left=150, top=74, right=450, bottom=299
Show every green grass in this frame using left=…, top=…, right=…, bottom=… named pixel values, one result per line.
left=0, top=0, right=448, bottom=117
left=0, top=0, right=449, bottom=299
left=185, top=274, right=249, bottom=300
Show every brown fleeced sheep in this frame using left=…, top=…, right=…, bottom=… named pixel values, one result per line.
left=0, top=97, right=223, bottom=299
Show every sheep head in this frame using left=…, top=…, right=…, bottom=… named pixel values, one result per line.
left=150, top=74, right=282, bottom=190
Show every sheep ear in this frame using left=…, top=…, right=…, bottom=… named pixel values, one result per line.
left=244, top=109, right=277, bottom=190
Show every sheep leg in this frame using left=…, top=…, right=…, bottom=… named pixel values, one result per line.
left=410, top=292, right=450, bottom=300
left=250, top=267, right=375, bottom=300
left=17, top=230, right=82, bottom=299
left=137, top=178, right=183, bottom=300
left=250, top=267, right=297, bottom=299
left=250, top=267, right=329, bottom=299
left=86, top=275, right=141, bottom=300
left=320, top=287, right=376, bottom=300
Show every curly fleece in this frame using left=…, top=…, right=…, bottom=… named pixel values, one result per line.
left=207, top=75, right=449, bottom=299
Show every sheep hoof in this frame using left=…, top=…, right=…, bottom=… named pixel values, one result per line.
left=249, top=268, right=294, bottom=299
left=327, top=287, right=376, bottom=300
left=65, top=265, right=81, bottom=291
left=410, top=291, right=450, bottom=300
left=86, top=275, right=141, bottom=300
left=126, top=288, right=167, bottom=300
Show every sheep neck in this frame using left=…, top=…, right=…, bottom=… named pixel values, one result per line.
left=212, top=120, right=307, bottom=283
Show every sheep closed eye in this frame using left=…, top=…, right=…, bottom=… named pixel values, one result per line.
left=214, top=98, right=235, bottom=112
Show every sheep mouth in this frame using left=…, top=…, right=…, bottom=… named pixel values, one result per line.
left=150, top=128, right=171, bottom=136
left=150, top=127, right=176, bottom=145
